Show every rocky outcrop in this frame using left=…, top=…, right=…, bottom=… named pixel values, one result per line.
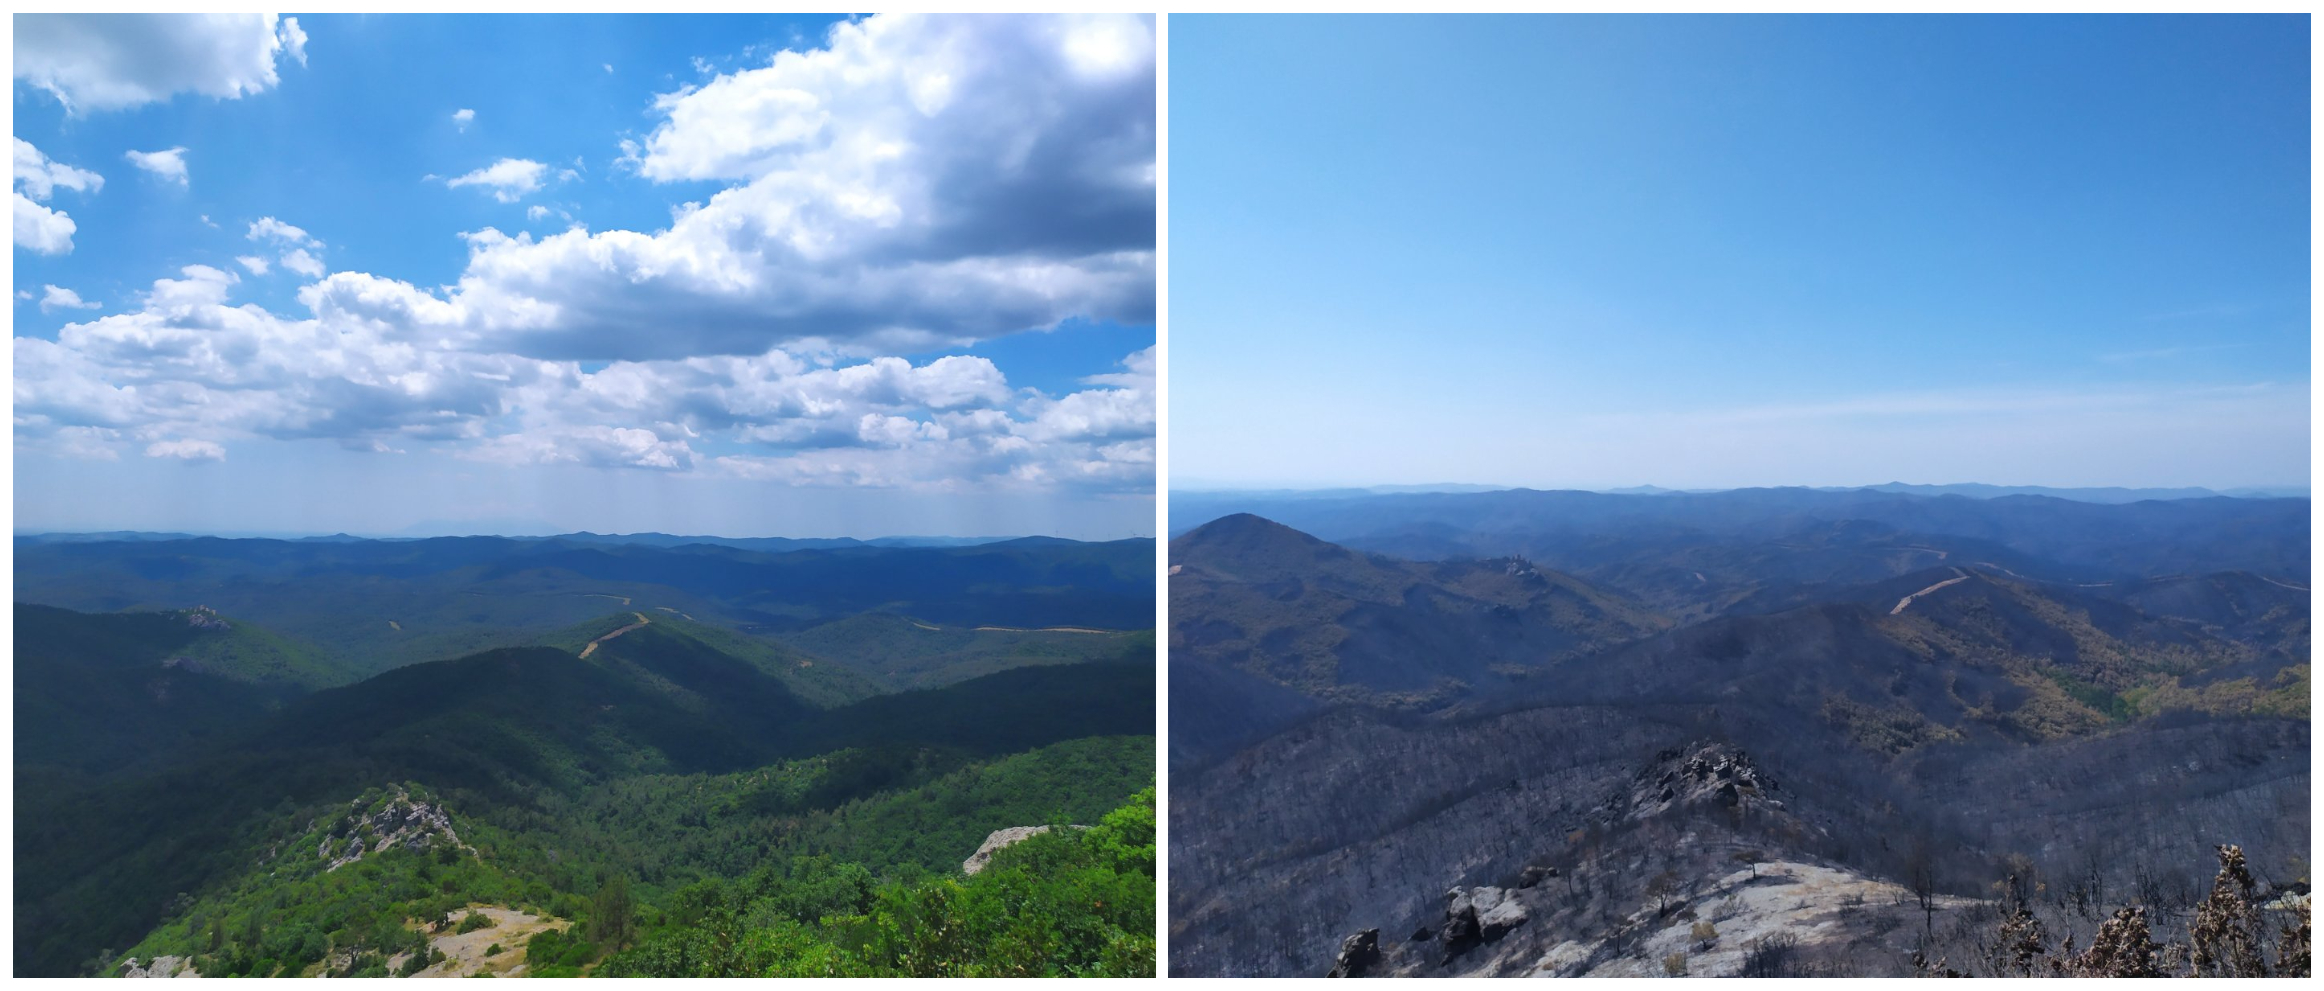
left=1326, top=928, right=1381, bottom=977
left=317, top=787, right=466, bottom=872
left=1437, top=885, right=1529, bottom=963
left=962, top=824, right=1088, bottom=875
left=1593, top=742, right=1783, bottom=826
left=182, top=606, right=231, bottom=630
left=121, top=955, right=195, bottom=978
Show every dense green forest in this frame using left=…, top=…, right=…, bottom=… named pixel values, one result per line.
left=113, top=741, right=1152, bottom=977
left=16, top=535, right=1157, bottom=979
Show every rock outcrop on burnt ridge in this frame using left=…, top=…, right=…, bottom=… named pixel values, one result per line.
left=1325, top=928, right=1380, bottom=977
left=1594, top=742, right=1786, bottom=826
left=1325, top=742, right=1922, bottom=978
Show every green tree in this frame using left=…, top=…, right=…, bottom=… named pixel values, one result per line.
left=591, top=874, right=635, bottom=949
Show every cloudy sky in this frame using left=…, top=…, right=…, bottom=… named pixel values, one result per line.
left=1173, top=15, right=2308, bottom=492
left=14, top=13, right=1155, bottom=538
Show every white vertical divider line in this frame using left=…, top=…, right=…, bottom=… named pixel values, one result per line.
left=1151, top=8, right=1174, bottom=976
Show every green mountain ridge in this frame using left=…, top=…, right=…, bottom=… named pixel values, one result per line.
left=784, top=612, right=1156, bottom=691
left=16, top=602, right=1155, bottom=976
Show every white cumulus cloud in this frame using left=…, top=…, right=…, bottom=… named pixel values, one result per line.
left=452, top=108, right=474, bottom=131
left=445, top=158, right=549, bottom=203
left=14, top=15, right=1155, bottom=494
left=15, top=138, right=104, bottom=199
left=304, top=13, right=1155, bottom=363
left=15, top=14, right=308, bottom=114
left=248, top=216, right=318, bottom=246
left=14, top=196, right=78, bottom=254
left=280, top=248, right=325, bottom=279
left=13, top=139, right=101, bottom=254
left=38, top=284, right=101, bottom=313
left=125, top=147, right=189, bottom=186
left=245, top=216, right=325, bottom=278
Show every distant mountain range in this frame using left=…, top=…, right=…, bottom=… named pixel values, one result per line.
left=14, top=530, right=1048, bottom=549
left=1174, top=481, right=2308, bottom=505
left=1169, top=486, right=2308, bottom=588
left=16, top=532, right=1155, bottom=678
left=1842, top=481, right=2308, bottom=502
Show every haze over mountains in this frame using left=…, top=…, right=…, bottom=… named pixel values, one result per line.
left=18, top=533, right=1152, bottom=677
left=1168, top=487, right=2307, bottom=977
left=16, top=530, right=1050, bottom=549
left=18, top=532, right=1157, bottom=977
left=1174, top=481, right=2308, bottom=510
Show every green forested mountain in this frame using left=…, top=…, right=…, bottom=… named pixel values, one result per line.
left=108, top=743, right=1154, bottom=978
left=785, top=612, right=1155, bottom=691
left=16, top=534, right=1156, bottom=978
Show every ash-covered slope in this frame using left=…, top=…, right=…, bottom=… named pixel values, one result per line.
left=1168, top=515, right=1668, bottom=762
left=1167, top=527, right=2310, bottom=978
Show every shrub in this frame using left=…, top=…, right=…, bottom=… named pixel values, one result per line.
left=2190, top=845, right=2268, bottom=977
left=1740, top=934, right=1804, bottom=978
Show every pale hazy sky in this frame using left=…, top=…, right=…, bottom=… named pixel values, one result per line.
left=1171, top=15, right=2309, bottom=492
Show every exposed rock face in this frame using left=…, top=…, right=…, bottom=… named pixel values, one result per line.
left=962, top=824, right=1087, bottom=875
left=316, top=787, right=466, bottom=872
left=1326, top=928, right=1381, bottom=977
left=1518, top=860, right=1971, bottom=978
left=1596, top=742, right=1783, bottom=825
left=182, top=606, right=230, bottom=631
left=121, top=955, right=195, bottom=978
left=1439, top=885, right=1529, bottom=963
left=1439, top=900, right=1481, bottom=964
left=1474, top=889, right=1530, bottom=941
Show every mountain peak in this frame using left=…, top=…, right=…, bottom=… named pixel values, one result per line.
left=1175, top=514, right=1323, bottom=552
left=1170, top=514, right=1350, bottom=582
left=1184, top=512, right=1317, bottom=541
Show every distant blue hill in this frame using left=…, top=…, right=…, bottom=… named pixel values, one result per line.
left=15, top=530, right=1039, bottom=549
left=1174, top=481, right=2306, bottom=507
left=1835, top=482, right=2251, bottom=504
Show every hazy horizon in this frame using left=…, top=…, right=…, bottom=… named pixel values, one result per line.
left=10, top=526, right=1142, bottom=542
left=1169, top=478, right=2310, bottom=495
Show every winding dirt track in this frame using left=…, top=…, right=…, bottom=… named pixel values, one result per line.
left=2260, top=575, right=2311, bottom=592
left=1890, top=568, right=1971, bottom=615
left=578, top=613, right=650, bottom=658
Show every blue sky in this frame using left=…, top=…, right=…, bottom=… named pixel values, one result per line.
left=1172, top=14, right=2309, bottom=491
left=14, top=13, right=1155, bottom=538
